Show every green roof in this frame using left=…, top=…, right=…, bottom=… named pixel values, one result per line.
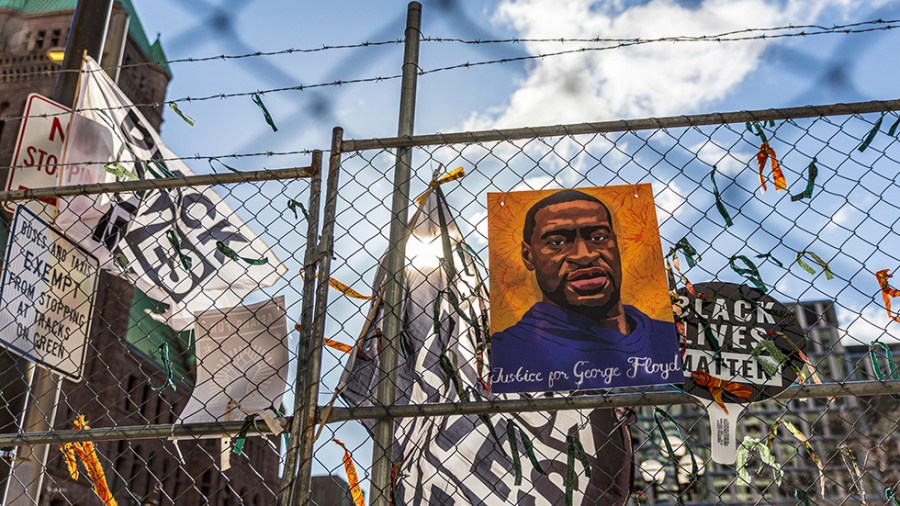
left=0, top=0, right=169, bottom=74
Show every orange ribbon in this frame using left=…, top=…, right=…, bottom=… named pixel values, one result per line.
left=333, top=438, right=366, bottom=506
left=756, top=142, right=787, bottom=191
left=876, top=269, right=900, bottom=323
left=691, top=371, right=752, bottom=413
left=300, top=268, right=372, bottom=300
left=58, top=416, right=118, bottom=506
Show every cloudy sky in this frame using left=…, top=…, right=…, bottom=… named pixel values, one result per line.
left=130, top=0, right=900, bottom=483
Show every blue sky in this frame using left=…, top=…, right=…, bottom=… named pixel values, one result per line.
left=129, top=0, right=900, bottom=488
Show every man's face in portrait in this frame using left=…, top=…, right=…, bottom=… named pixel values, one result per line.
left=522, top=199, right=623, bottom=313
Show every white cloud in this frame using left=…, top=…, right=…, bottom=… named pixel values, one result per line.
left=838, top=304, right=900, bottom=345
left=654, top=180, right=685, bottom=224
left=464, top=0, right=868, bottom=130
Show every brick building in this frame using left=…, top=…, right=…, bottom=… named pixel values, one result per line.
left=0, top=2, right=280, bottom=504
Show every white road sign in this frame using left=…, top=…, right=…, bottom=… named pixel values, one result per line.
left=4, top=93, right=69, bottom=220
left=0, top=206, right=99, bottom=381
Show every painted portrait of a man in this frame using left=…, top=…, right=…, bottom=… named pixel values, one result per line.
left=489, top=185, right=681, bottom=393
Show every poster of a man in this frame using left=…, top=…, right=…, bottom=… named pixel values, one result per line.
left=488, top=184, right=681, bottom=393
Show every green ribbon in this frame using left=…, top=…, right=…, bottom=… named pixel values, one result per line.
left=858, top=112, right=885, bottom=152
left=511, top=420, right=546, bottom=476
left=507, top=420, right=523, bottom=486
left=216, top=241, right=269, bottom=265
left=755, top=252, right=784, bottom=268
left=869, top=341, right=899, bottom=381
left=439, top=351, right=506, bottom=456
left=795, top=489, right=812, bottom=506
left=209, top=158, right=240, bottom=173
left=709, top=166, right=734, bottom=227
left=736, top=436, right=782, bottom=486
left=252, top=92, right=278, bottom=132
left=565, top=434, right=592, bottom=506
left=888, top=115, right=900, bottom=137
left=653, top=408, right=698, bottom=488
left=791, top=158, right=818, bottom=202
left=673, top=237, right=701, bottom=268
left=166, top=229, right=192, bottom=271
left=150, top=342, right=176, bottom=392
left=104, top=162, right=137, bottom=180
left=839, top=445, right=867, bottom=505
left=168, top=101, right=196, bottom=126
left=746, top=121, right=770, bottom=143
left=795, top=250, right=834, bottom=280
left=232, top=414, right=255, bottom=455
left=886, top=487, right=900, bottom=506
left=752, top=338, right=789, bottom=379
left=287, top=199, right=309, bottom=220
left=729, top=255, right=767, bottom=293
left=146, top=158, right=176, bottom=179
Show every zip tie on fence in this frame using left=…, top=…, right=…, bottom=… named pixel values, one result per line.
left=332, top=438, right=366, bottom=506
left=565, top=433, right=592, bottom=506
left=754, top=251, right=784, bottom=268
left=839, top=444, right=868, bottom=506
left=168, top=101, right=196, bottom=126
left=216, top=240, right=269, bottom=265
left=708, top=166, right=734, bottom=227
left=58, top=416, right=119, bottom=506
left=415, top=165, right=466, bottom=205
left=766, top=418, right=825, bottom=497
left=653, top=408, right=698, bottom=487
left=736, top=436, right=782, bottom=487
left=791, top=158, right=818, bottom=202
left=690, top=371, right=752, bottom=413
left=729, top=255, right=768, bottom=293
left=875, top=269, right=900, bottom=323
left=795, top=250, right=834, bottom=280
left=287, top=198, right=309, bottom=220
left=251, top=92, right=278, bottom=132
left=300, top=267, right=373, bottom=300
left=166, top=229, right=193, bottom=271
left=858, top=112, right=885, bottom=152
left=104, top=161, right=138, bottom=181
left=151, top=342, right=176, bottom=392
left=747, top=121, right=787, bottom=191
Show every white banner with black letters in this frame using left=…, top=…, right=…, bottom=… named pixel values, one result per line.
left=57, top=57, right=285, bottom=331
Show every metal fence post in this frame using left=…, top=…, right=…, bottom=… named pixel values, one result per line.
left=370, top=3, right=422, bottom=505
left=278, top=150, right=324, bottom=506
left=292, top=128, right=344, bottom=505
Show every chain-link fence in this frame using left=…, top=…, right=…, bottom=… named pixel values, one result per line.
left=0, top=94, right=899, bottom=506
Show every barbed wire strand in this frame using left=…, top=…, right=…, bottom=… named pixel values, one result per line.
left=4, top=21, right=900, bottom=123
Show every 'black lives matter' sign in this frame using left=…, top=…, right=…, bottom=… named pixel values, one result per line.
left=676, top=282, right=805, bottom=403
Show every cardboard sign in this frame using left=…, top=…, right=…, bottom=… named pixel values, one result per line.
left=487, top=184, right=681, bottom=393
left=676, top=281, right=805, bottom=463
left=0, top=206, right=99, bottom=381
left=4, top=94, right=69, bottom=220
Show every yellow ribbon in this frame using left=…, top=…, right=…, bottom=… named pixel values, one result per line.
left=333, top=438, right=366, bottom=506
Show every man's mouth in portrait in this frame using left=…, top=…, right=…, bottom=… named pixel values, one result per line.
left=566, top=267, right=609, bottom=293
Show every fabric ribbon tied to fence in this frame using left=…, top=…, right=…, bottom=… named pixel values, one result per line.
left=875, top=269, right=900, bottom=323
left=333, top=438, right=366, bottom=506
left=691, top=370, right=752, bottom=413
left=736, top=436, right=783, bottom=486
left=58, top=416, right=118, bottom=506
left=766, top=418, right=825, bottom=497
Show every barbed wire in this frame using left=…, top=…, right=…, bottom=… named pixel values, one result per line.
left=5, top=17, right=898, bottom=81
left=3, top=19, right=900, bottom=122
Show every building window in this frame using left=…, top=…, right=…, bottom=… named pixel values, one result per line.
left=35, top=31, right=46, bottom=49
left=50, top=29, right=62, bottom=47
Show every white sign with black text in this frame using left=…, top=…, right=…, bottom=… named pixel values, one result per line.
left=0, top=206, right=99, bottom=381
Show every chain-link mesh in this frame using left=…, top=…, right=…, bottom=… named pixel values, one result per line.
left=0, top=161, right=321, bottom=505
left=308, top=103, right=900, bottom=506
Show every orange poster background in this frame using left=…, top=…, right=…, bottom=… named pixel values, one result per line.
left=488, top=183, right=673, bottom=334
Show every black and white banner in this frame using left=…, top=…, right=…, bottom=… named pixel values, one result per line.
left=57, top=57, right=285, bottom=330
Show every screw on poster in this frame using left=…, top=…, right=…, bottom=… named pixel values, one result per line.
left=487, top=184, right=681, bottom=393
